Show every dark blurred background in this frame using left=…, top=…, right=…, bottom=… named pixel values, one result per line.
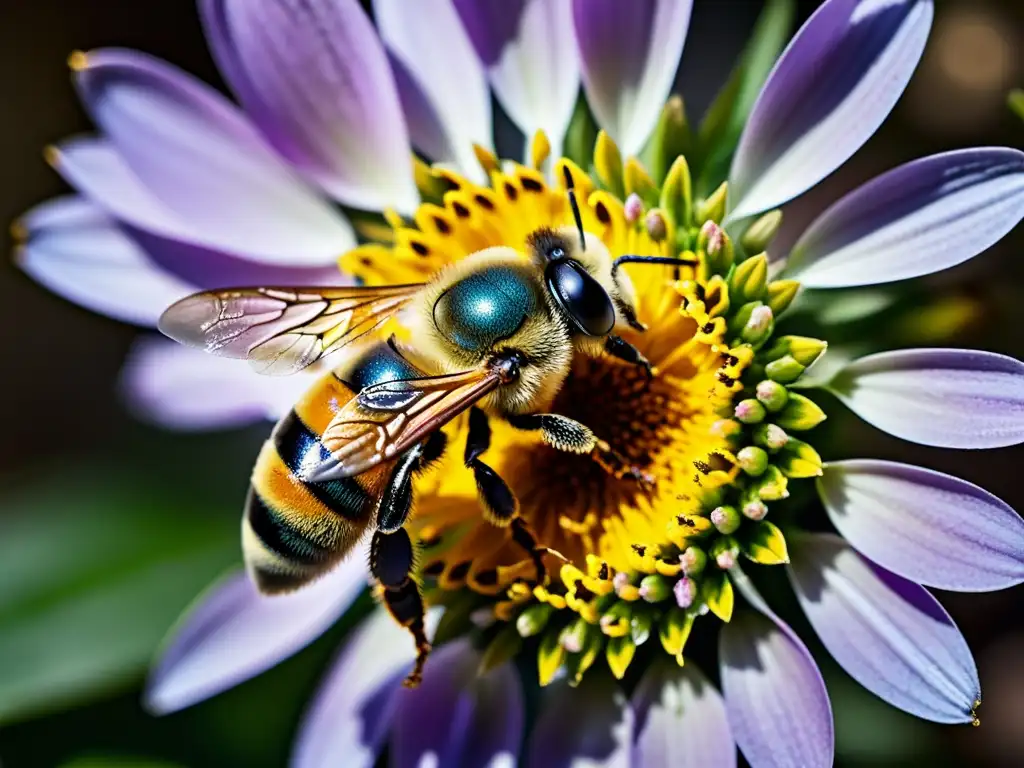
left=1, top=0, right=1023, bottom=766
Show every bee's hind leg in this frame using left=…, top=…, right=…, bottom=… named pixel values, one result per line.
left=370, top=432, right=448, bottom=688
left=465, top=407, right=547, bottom=585
left=371, top=526, right=430, bottom=688
left=506, top=412, right=655, bottom=488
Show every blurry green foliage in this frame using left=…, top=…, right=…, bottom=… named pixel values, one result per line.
left=61, top=758, right=185, bottom=768
left=0, top=467, right=237, bottom=724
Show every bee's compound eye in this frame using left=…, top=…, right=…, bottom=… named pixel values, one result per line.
left=545, top=260, right=616, bottom=337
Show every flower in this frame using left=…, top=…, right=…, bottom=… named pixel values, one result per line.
left=14, top=0, right=1024, bottom=766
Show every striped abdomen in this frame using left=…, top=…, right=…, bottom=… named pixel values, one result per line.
left=243, top=372, right=388, bottom=593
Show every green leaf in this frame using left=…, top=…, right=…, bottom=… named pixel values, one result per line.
left=62, top=759, right=186, bottom=768
left=0, top=468, right=237, bottom=724
left=1009, top=89, right=1024, bottom=123
left=776, top=393, right=827, bottom=431
left=696, top=0, right=796, bottom=194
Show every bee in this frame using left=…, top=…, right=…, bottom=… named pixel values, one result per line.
left=158, top=171, right=693, bottom=685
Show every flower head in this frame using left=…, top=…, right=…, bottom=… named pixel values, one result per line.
left=14, top=1, right=1024, bottom=767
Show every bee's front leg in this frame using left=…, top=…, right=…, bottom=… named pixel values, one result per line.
left=506, top=412, right=655, bottom=488
left=465, top=407, right=548, bottom=585
left=604, top=334, right=655, bottom=379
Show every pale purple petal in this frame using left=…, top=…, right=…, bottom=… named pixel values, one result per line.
left=787, top=148, right=1024, bottom=287
left=374, top=0, right=492, bottom=178
left=720, top=573, right=834, bottom=768
left=819, top=460, right=1024, bottom=592
left=145, top=556, right=368, bottom=714
left=571, top=0, right=692, bottom=156
left=390, top=639, right=524, bottom=768
left=200, top=0, right=418, bottom=213
left=292, top=609, right=421, bottom=768
left=122, top=337, right=313, bottom=430
left=790, top=533, right=980, bottom=723
left=16, top=195, right=193, bottom=326
left=831, top=348, right=1024, bottom=449
left=632, top=659, right=736, bottom=768
left=729, top=0, right=933, bottom=220
left=73, top=48, right=354, bottom=264
left=527, top=676, right=634, bottom=768
left=455, top=0, right=579, bottom=160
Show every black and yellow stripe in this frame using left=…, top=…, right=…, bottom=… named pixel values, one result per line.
left=243, top=372, right=388, bottom=594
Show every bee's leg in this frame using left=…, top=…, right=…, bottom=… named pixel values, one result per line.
left=465, top=407, right=547, bottom=584
left=371, top=526, right=430, bottom=688
left=377, top=432, right=449, bottom=534
left=605, top=334, right=655, bottom=379
left=506, top=413, right=655, bottom=487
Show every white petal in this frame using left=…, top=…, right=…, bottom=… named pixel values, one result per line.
left=788, top=148, right=1024, bottom=287
left=374, top=0, right=493, bottom=179
left=830, top=348, right=1024, bottom=449
left=16, top=196, right=193, bottom=327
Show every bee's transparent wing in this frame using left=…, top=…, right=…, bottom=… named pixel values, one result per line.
left=158, top=284, right=423, bottom=375
left=307, top=368, right=502, bottom=480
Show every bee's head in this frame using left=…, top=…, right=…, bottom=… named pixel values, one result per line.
left=527, top=168, right=693, bottom=336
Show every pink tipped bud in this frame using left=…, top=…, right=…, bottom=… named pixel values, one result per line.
left=645, top=209, right=668, bottom=241
left=701, top=220, right=724, bottom=256
left=613, top=571, right=631, bottom=594
left=624, top=193, right=644, bottom=224
left=734, top=398, right=766, bottom=424
left=743, top=499, right=769, bottom=520
left=674, top=577, right=698, bottom=608
left=742, top=305, right=774, bottom=342
left=716, top=549, right=737, bottom=570
left=711, top=418, right=743, bottom=441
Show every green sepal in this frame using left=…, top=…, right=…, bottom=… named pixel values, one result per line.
left=625, top=158, right=659, bottom=207
left=755, top=465, right=789, bottom=501
left=645, top=95, right=692, bottom=185
left=660, top=156, right=694, bottom=234
left=537, top=626, right=567, bottom=687
left=563, top=93, right=599, bottom=170
left=740, top=521, right=790, bottom=565
left=696, top=182, right=728, bottom=224
left=741, top=211, right=783, bottom=254
left=659, top=607, right=695, bottom=657
left=776, top=393, right=827, bottom=431
left=606, top=635, right=637, bottom=680
left=704, top=571, right=735, bottom=622
left=594, top=131, right=625, bottom=198
left=777, top=438, right=823, bottom=478
left=766, top=279, right=800, bottom=316
left=696, top=0, right=796, bottom=193
left=729, top=253, right=769, bottom=304
left=478, top=624, right=524, bottom=676
left=566, top=623, right=603, bottom=685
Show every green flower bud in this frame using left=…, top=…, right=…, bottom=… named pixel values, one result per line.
left=763, top=336, right=827, bottom=367
left=660, top=155, right=693, bottom=232
left=776, top=393, right=827, bottom=431
left=639, top=574, right=673, bottom=603
left=736, top=446, right=769, bottom=477
left=729, top=253, right=769, bottom=304
left=734, top=398, right=766, bottom=424
left=742, top=498, right=769, bottom=520
left=626, top=157, right=659, bottom=206
left=755, top=465, right=789, bottom=501
left=630, top=608, right=654, bottom=645
left=753, top=422, right=790, bottom=452
left=679, top=545, right=707, bottom=576
left=594, top=130, right=625, bottom=198
left=699, top=220, right=725, bottom=256
left=765, top=355, right=806, bottom=384
left=755, top=379, right=789, bottom=412
left=741, top=304, right=774, bottom=344
left=696, top=181, right=728, bottom=224
left=710, top=505, right=742, bottom=534
left=516, top=603, right=554, bottom=638
left=606, top=635, right=637, bottom=680
left=647, top=95, right=692, bottom=185
left=741, top=210, right=783, bottom=253
left=766, top=279, right=800, bottom=315
left=560, top=617, right=590, bottom=653
left=777, top=437, right=824, bottom=478
left=659, top=606, right=695, bottom=657
left=624, top=193, right=644, bottom=224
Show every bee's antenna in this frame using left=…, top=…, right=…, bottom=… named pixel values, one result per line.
left=563, top=165, right=586, bottom=251
left=611, top=255, right=699, bottom=280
